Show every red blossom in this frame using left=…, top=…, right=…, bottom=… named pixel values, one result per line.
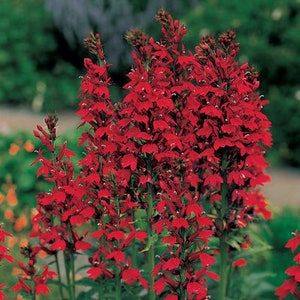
left=75, top=240, right=92, bottom=251
left=122, top=268, right=148, bottom=289
left=187, top=281, right=207, bottom=297
left=35, top=283, right=50, bottom=296
left=232, top=258, right=247, bottom=268
left=0, top=284, right=7, bottom=300
left=286, top=230, right=300, bottom=253
left=162, top=257, right=181, bottom=271
left=11, top=278, right=32, bottom=294
left=164, top=294, right=178, bottom=300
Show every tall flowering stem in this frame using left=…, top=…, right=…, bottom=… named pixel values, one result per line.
left=191, top=30, right=272, bottom=299
left=79, top=32, right=149, bottom=298
left=124, top=10, right=219, bottom=298
left=31, top=114, right=92, bottom=300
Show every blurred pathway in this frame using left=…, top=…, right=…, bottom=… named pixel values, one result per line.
left=0, top=105, right=299, bottom=209
left=0, top=105, right=79, bottom=135
left=262, top=167, right=300, bottom=209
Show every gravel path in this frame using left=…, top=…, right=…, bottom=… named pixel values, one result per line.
left=0, top=105, right=299, bottom=209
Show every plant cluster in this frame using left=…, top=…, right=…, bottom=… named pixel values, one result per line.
left=0, top=0, right=78, bottom=111
left=0, top=8, right=299, bottom=300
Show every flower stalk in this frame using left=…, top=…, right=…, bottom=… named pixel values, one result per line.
left=147, top=182, right=156, bottom=300
left=55, top=252, right=64, bottom=299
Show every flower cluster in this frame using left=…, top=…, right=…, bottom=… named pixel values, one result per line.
left=275, top=230, right=300, bottom=299
left=0, top=8, right=273, bottom=300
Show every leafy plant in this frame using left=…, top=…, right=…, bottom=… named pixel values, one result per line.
left=0, top=8, right=298, bottom=300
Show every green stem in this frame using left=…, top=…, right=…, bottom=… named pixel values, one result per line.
left=147, top=183, right=155, bottom=300
left=31, top=279, right=36, bottom=300
left=218, top=152, right=229, bottom=300
left=218, top=232, right=228, bottom=300
left=70, top=251, right=76, bottom=298
left=115, top=267, right=121, bottom=300
left=131, top=208, right=137, bottom=268
left=55, top=252, right=65, bottom=299
left=64, top=251, right=75, bottom=300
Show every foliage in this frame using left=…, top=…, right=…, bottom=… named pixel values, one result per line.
left=0, top=131, right=40, bottom=209
left=181, top=0, right=300, bottom=166
left=0, top=0, right=79, bottom=111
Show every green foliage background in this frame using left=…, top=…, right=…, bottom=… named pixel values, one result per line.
left=0, top=0, right=79, bottom=111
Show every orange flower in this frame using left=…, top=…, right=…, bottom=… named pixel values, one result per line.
left=38, top=249, right=47, bottom=259
left=14, top=214, right=28, bottom=232
left=16, top=293, right=25, bottom=300
left=4, top=209, right=14, bottom=221
left=9, top=143, right=20, bottom=155
left=6, top=186, right=18, bottom=206
left=19, top=238, right=28, bottom=248
left=12, top=267, right=22, bottom=276
left=24, top=140, right=35, bottom=152
left=0, top=193, right=4, bottom=204
left=7, top=236, right=18, bottom=248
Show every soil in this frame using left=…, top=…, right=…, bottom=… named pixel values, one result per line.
left=0, top=105, right=299, bottom=209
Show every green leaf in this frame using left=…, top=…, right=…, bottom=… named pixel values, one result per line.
left=226, top=238, right=241, bottom=251
left=140, top=234, right=158, bottom=253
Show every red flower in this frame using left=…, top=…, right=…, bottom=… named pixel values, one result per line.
left=75, top=240, right=92, bottom=251
left=232, top=258, right=247, bottom=268
left=0, top=284, right=7, bottom=300
left=121, top=268, right=148, bottom=289
left=275, top=279, right=298, bottom=299
left=187, top=281, right=207, bottom=297
left=153, top=277, right=166, bottom=295
left=286, top=230, right=300, bottom=252
left=164, top=294, right=178, bottom=300
left=0, top=229, right=11, bottom=243
left=35, top=283, right=50, bottom=296
left=11, top=278, right=32, bottom=294
left=162, top=257, right=181, bottom=271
